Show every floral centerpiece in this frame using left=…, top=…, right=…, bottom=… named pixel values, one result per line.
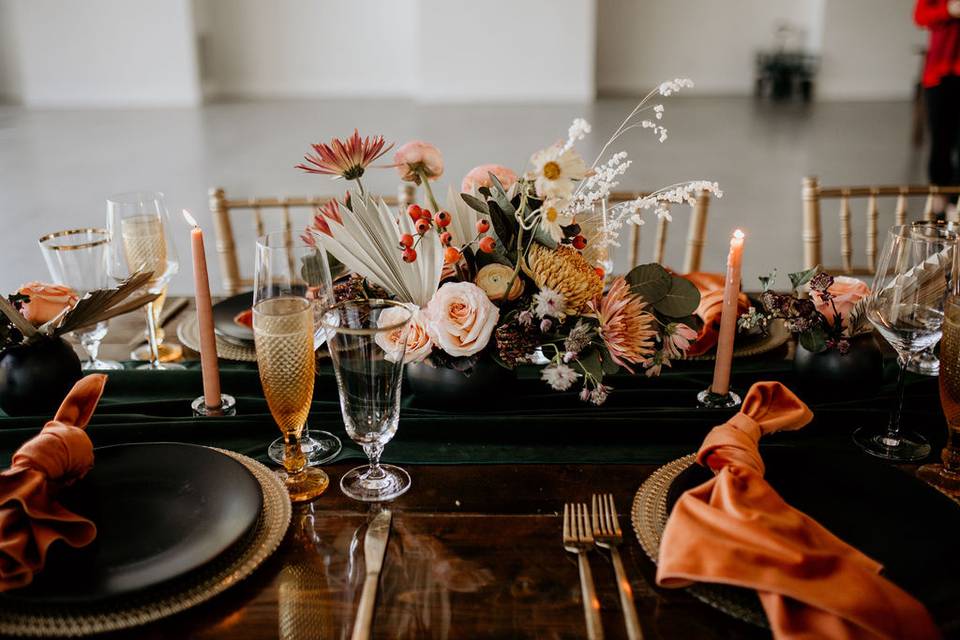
left=297, top=80, right=721, bottom=404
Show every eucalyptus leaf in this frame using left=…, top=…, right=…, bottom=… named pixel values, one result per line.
left=653, top=276, right=701, bottom=318
left=488, top=173, right=516, bottom=216
left=799, top=325, right=828, bottom=353
left=530, top=224, right=559, bottom=250
left=600, top=348, right=621, bottom=375
left=578, top=349, right=604, bottom=381
left=788, top=266, right=819, bottom=291
left=487, top=200, right=518, bottom=263
left=660, top=312, right=704, bottom=333
left=625, top=264, right=672, bottom=304
left=461, top=193, right=489, bottom=215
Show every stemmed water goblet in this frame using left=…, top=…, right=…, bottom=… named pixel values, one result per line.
left=105, top=191, right=185, bottom=370
left=853, top=224, right=956, bottom=462
left=38, top=228, right=123, bottom=370
left=321, top=299, right=413, bottom=502
left=255, top=232, right=342, bottom=467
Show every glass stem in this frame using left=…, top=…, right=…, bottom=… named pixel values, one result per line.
left=885, top=358, right=909, bottom=445
left=79, top=330, right=100, bottom=366
left=284, top=429, right=307, bottom=477
left=145, top=301, right=162, bottom=368
left=363, top=443, right=385, bottom=479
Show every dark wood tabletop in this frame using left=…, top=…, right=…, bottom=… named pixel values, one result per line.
left=83, top=299, right=769, bottom=639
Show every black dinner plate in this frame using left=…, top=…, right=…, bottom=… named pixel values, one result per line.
left=4, top=443, right=263, bottom=603
left=666, top=447, right=960, bottom=626
left=213, top=291, right=254, bottom=343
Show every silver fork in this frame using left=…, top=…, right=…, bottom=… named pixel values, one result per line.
left=592, top=494, right=642, bottom=640
left=563, top=503, right=604, bottom=640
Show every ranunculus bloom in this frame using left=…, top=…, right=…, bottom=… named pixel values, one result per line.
left=375, top=305, right=433, bottom=364
left=17, top=282, right=79, bottom=326
left=425, top=282, right=499, bottom=357
left=812, top=276, right=870, bottom=326
left=461, top=164, right=518, bottom=193
left=394, top=141, right=444, bottom=184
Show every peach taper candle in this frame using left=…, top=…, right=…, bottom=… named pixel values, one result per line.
left=710, top=229, right=745, bottom=397
left=183, top=209, right=221, bottom=409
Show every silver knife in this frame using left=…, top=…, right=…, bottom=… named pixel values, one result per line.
left=350, top=509, right=392, bottom=640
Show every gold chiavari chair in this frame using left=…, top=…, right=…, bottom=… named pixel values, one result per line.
left=801, top=176, right=960, bottom=275
left=607, top=190, right=712, bottom=273
left=209, top=186, right=415, bottom=295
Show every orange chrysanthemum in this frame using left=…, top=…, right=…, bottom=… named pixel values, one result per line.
left=588, top=277, right=656, bottom=373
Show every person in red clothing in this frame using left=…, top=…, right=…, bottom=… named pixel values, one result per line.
left=916, top=0, right=960, bottom=216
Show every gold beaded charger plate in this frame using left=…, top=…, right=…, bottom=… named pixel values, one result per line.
left=633, top=449, right=960, bottom=630
left=178, top=311, right=257, bottom=362
left=0, top=447, right=292, bottom=638
left=684, top=318, right=790, bottom=361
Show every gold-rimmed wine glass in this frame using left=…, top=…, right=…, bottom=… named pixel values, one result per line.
left=38, top=228, right=123, bottom=370
left=106, top=191, right=184, bottom=370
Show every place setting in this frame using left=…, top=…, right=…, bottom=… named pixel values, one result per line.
left=4, top=15, right=960, bottom=634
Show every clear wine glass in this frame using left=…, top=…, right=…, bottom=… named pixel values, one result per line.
left=854, top=224, right=956, bottom=461
left=321, top=299, right=413, bottom=502
left=906, top=220, right=960, bottom=376
left=105, top=191, right=184, bottom=370
left=255, top=232, right=342, bottom=467
left=38, top=228, right=123, bottom=370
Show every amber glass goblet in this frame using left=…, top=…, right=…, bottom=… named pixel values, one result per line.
left=919, top=294, right=960, bottom=496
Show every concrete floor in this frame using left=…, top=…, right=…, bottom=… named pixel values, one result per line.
left=0, top=97, right=926, bottom=295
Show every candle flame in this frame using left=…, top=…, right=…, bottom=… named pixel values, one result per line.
left=182, top=209, right=199, bottom=227
left=733, top=229, right=744, bottom=240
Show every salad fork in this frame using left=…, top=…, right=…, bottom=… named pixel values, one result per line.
left=563, top=503, right=604, bottom=640
left=592, top=493, right=642, bottom=640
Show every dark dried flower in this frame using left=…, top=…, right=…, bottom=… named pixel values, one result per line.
left=809, top=271, right=835, bottom=296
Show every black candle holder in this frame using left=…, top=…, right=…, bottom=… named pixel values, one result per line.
left=697, top=388, right=742, bottom=409
left=191, top=393, right=237, bottom=417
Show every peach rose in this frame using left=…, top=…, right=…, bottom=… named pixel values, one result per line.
left=375, top=305, right=433, bottom=364
left=425, top=281, right=499, bottom=357
left=17, top=282, right=79, bottom=326
left=461, top=164, right=518, bottom=193
left=394, top=141, right=444, bottom=184
left=812, top=276, right=870, bottom=324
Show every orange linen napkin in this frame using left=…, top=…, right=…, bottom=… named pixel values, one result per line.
left=656, top=381, right=940, bottom=640
left=683, top=272, right=750, bottom=357
left=0, top=374, right=107, bottom=591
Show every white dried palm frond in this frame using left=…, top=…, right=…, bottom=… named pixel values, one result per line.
left=310, top=192, right=441, bottom=307
left=445, top=185, right=479, bottom=247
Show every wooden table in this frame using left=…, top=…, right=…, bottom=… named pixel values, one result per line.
left=86, top=300, right=767, bottom=639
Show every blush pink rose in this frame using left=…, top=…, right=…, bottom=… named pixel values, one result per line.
left=461, top=164, right=518, bottom=193
left=812, top=276, right=870, bottom=324
left=425, top=281, right=499, bottom=357
left=375, top=305, right=433, bottom=364
left=17, top=282, right=79, bottom=326
left=394, top=141, right=444, bottom=184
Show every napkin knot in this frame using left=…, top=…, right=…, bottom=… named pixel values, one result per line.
left=11, top=425, right=94, bottom=483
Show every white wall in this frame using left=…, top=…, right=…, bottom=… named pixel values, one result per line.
left=817, top=0, right=926, bottom=100
left=597, top=0, right=923, bottom=101
left=3, top=0, right=201, bottom=107
left=417, top=0, right=596, bottom=102
left=0, top=1, right=22, bottom=102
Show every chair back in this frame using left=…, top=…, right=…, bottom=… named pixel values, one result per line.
left=209, top=186, right=414, bottom=294
left=607, top=190, right=712, bottom=273
left=802, top=176, right=960, bottom=275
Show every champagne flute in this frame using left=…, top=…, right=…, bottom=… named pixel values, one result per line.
left=853, top=224, right=955, bottom=462
left=256, top=233, right=342, bottom=467
left=38, top=228, right=123, bottom=370
left=254, top=295, right=329, bottom=502
left=321, top=299, right=413, bottom=502
left=105, top=191, right=185, bottom=370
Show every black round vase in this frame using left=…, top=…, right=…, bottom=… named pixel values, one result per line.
left=792, top=334, right=883, bottom=403
left=407, top=357, right=519, bottom=409
left=0, top=337, right=82, bottom=417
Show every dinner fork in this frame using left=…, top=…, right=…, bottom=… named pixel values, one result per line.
left=592, top=494, right=642, bottom=640
left=563, top=503, right=604, bottom=640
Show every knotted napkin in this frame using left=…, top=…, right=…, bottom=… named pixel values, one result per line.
left=656, top=381, right=941, bottom=640
left=0, top=374, right=107, bottom=591
left=682, top=272, right=750, bottom=357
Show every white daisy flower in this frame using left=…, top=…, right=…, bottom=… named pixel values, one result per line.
left=541, top=363, right=579, bottom=391
left=538, top=199, right=572, bottom=242
left=530, top=144, right=588, bottom=201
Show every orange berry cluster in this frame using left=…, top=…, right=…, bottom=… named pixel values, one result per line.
left=400, top=204, right=496, bottom=264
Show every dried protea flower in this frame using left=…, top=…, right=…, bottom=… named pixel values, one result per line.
left=527, top=244, right=603, bottom=314
left=296, top=129, right=393, bottom=180
left=588, top=277, right=656, bottom=373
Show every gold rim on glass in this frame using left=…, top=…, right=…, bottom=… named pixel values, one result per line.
left=319, top=299, right=412, bottom=336
left=38, top=228, right=110, bottom=251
